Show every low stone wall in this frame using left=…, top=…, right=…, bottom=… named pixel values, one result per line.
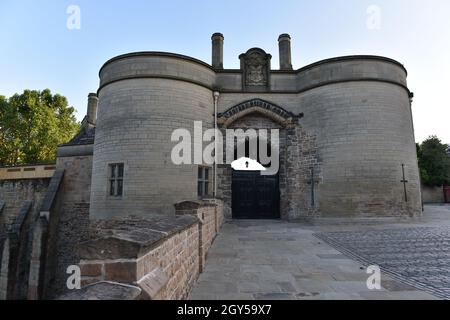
left=77, top=215, right=200, bottom=300
left=67, top=199, right=224, bottom=300
left=422, top=185, right=444, bottom=204
left=0, top=178, right=51, bottom=300
left=0, top=179, right=50, bottom=229
left=0, top=164, right=56, bottom=180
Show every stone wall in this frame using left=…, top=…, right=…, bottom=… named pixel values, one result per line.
left=65, top=200, right=224, bottom=300
left=0, top=178, right=50, bottom=300
left=422, top=186, right=444, bottom=204
left=216, top=82, right=420, bottom=218
left=0, top=165, right=55, bottom=180
left=284, top=125, right=322, bottom=219
left=217, top=111, right=321, bottom=220
left=0, top=154, right=93, bottom=300
left=0, top=179, right=50, bottom=229
left=43, top=155, right=92, bottom=299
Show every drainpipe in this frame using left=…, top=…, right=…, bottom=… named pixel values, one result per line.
left=213, top=91, right=220, bottom=198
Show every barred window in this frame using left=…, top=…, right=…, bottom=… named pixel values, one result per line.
left=109, top=163, right=124, bottom=197
left=197, top=167, right=210, bottom=198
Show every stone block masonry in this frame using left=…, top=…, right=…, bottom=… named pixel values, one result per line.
left=0, top=178, right=51, bottom=300
left=42, top=155, right=92, bottom=299
left=64, top=199, right=224, bottom=300
left=422, top=185, right=444, bottom=204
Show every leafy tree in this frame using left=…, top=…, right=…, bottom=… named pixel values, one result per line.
left=417, top=136, right=450, bottom=187
left=0, top=89, right=80, bottom=166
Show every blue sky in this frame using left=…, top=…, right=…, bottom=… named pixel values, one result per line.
left=1, top=0, right=449, bottom=143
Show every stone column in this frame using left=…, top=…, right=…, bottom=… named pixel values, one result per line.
left=211, top=33, right=224, bottom=69
left=278, top=34, right=293, bottom=70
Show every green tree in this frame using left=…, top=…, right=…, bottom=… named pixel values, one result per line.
left=0, top=89, right=80, bottom=166
left=417, top=136, right=450, bottom=187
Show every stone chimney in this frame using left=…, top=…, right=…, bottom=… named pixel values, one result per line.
left=87, top=93, right=98, bottom=125
left=211, top=33, right=224, bottom=69
left=278, top=34, right=293, bottom=70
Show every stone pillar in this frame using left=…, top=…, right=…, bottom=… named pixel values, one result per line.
left=87, top=93, right=98, bottom=125
left=278, top=34, right=293, bottom=70
left=211, top=33, right=224, bottom=69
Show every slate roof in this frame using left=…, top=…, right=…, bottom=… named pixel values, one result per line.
left=60, top=119, right=95, bottom=147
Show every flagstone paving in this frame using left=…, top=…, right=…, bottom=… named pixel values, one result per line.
left=189, top=205, right=450, bottom=300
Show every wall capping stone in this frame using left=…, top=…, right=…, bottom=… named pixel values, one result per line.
left=58, top=281, right=142, bottom=300
left=137, top=268, right=169, bottom=299
left=40, top=170, right=65, bottom=217
left=79, top=215, right=199, bottom=260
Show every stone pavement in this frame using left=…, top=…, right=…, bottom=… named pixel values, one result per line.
left=189, top=205, right=450, bottom=300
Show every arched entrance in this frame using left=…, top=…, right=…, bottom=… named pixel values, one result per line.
left=230, top=126, right=280, bottom=219
left=216, top=98, right=318, bottom=220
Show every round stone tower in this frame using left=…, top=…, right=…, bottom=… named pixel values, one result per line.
left=90, top=52, right=215, bottom=219
left=291, top=56, right=421, bottom=217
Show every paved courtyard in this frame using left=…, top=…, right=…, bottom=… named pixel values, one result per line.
left=189, top=205, right=450, bottom=300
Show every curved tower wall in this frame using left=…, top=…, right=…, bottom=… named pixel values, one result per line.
left=294, top=59, right=420, bottom=217
left=90, top=54, right=214, bottom=219
left=298, top=82, right=420, bottom=217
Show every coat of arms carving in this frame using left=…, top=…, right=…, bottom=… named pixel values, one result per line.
left=240, top=48, right=272, bottom=91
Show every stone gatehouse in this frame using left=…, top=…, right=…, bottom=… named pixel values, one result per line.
left=90, top=33, right=421, bottom=220
left=0, top=33, right=422, bottom=299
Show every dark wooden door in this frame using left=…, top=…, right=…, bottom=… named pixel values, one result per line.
left=232, top=171, right=280, bottom=219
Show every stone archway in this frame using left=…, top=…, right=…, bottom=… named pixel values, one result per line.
left=216, top=99, right=321, bottom=220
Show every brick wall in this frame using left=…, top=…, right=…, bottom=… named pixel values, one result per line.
left=62, top=200, right=224, bottom=300
left=175, top=200, right=224, bottom=272
left=78, top=218, right=200, bottom=300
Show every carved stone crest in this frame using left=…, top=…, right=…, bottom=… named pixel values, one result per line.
left=239, top=48, right=272, bottom=91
